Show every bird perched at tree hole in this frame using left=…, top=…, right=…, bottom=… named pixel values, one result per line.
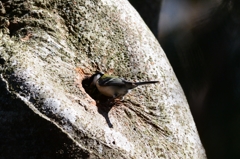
left=91, top=71, right=159, bottom=100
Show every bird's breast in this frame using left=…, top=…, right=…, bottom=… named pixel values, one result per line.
left=96, top=83, right=129, bottom=97
left=96, top=84, right=116, bottom=97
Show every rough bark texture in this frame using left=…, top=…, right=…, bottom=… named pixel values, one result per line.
left=0, top=0, right=206, bottom=158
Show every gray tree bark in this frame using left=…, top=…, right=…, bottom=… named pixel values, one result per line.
left=0, top=0, right=206, bottom=158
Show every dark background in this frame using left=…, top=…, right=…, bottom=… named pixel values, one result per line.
left=129, top=0, right=240, bottom=159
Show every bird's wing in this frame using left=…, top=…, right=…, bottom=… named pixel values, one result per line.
left=98, top=76, right=127, bottom=86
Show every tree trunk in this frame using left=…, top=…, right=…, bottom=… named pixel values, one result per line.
left=0, top=0, right=206, bottom=158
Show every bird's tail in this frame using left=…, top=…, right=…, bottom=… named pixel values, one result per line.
left=135, top=81, right=159, bottom=86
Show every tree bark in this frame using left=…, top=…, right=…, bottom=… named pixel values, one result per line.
left=0, top=0, right=206, bottom=158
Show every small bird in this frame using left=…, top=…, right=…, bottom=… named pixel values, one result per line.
left=91, top=71, right=159, bottom=100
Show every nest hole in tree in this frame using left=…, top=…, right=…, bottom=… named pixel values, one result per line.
left=81, top=74, right=112, bottom=103
left=81, top=74, right=115, bottom=128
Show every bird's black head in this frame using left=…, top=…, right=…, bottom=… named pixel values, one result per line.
left=89, top=71, right=104, bottom=86
left=94, top=71, right=104, bottom=77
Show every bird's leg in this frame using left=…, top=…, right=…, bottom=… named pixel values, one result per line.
left=113, top=96, right=124, bottom=106
left=119, top=96, right=124, bottom=101
left=112, top=93, right=125, bottom=105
